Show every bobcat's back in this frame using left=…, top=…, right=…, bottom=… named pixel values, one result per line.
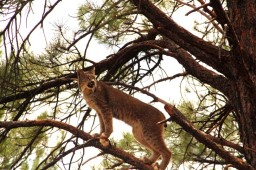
left=84, top=81, right=165, bottom=127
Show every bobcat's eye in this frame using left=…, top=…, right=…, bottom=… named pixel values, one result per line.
left=87, top=75, right=95, bottom=81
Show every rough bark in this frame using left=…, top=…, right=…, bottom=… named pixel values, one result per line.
left=226, top=1, right=256, bottom=167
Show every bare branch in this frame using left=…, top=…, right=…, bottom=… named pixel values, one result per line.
left=185, top=3, right=211, bottom=16
left=143, top=72, right=188, bottom=90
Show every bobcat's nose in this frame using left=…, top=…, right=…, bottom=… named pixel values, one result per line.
left=87, top=81, right=95, bottom=88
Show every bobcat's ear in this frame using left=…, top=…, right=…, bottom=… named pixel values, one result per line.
left=77, top=67, right=95, bottom=76
left=88, top=67, right=95, bottom=75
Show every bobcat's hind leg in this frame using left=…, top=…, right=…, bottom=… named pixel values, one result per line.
left=159, top=148, right=171, bottom=170
left=143, top=151, right=160, bottom=165
left=132, top=127, right=160, bottom=165
left=143, top=127, right=171, bottom=170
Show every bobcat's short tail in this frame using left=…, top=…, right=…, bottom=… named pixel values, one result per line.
left=157, top=117, right=172, bottom=127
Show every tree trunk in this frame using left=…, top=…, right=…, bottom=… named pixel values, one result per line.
left=227, top=1, right=256, bottom=168
left=233, top=83, right=256, bottom=168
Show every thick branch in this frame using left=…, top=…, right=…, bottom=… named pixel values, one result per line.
left=130, top=0, right=233, bottom=78
left=0, top=77, right=74, bottom=104
left=163, top=42, right=232, bottom=98
left=136, top=40, right=233, bottom=98
left=0, top=120, right=153, bottom=170
left=164, top=105, right=254, bottom=170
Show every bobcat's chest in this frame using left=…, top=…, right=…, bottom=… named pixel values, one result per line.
left=83, top=95, right=98, bottom=110
left=82, top=92, right=106, bottom=115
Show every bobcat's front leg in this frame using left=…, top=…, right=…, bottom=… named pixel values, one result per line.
left=91, top=108, right=105, bottom=138
left=99, top=110, right=113, bottom=147
left=97, top=113, right=105, bottom=137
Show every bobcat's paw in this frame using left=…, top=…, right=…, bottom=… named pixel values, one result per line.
left=99, top=133, right=110, bottom=147
left=152, top=162, right=159, bottom=170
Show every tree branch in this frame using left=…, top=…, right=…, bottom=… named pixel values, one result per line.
left=164, top=105, right=254, bottom=170
left=0, top=40, right=168, bottom=105
left=129, top=0, right=233, bottom=78
left=0, top=38, right=232, bottom=110
left=176, top=0, right=223, bottom=34
left=0, top=76, right=74, bottom=104
left=0, top=120, right=153, bottom=170
left=209, top=0, right=239, bottom=47
left=134, top=40, right=233, bottom=98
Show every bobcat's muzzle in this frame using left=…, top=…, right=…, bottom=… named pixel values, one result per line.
left=87, top=81, right=95, bottom=88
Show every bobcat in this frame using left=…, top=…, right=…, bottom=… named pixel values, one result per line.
left=77, top=68, right=171, bottom=170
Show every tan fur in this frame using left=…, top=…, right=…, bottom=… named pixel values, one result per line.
left=77, top=68, right=171, bottom=170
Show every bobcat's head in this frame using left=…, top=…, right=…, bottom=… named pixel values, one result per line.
left=77, top=67, right=97, bottom=95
